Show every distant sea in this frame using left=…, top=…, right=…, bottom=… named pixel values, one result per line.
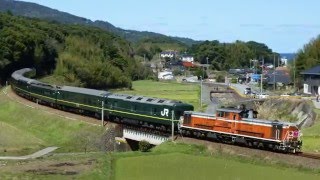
left=280, top=53, right=296, bottom=61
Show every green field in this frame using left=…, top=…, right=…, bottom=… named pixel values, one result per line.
left=115, top=80, right=200, bottom=110
left=113, top=142, right=320, bottom=180
left=0, top=87, right=105, bottom=155
left=115, top=153, right=319, bottom=180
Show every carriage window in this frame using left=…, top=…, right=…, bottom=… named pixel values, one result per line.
left=113, top=101, right=118, bottom=107
left=152, top=108, right=157, bottom=115
left=217, top=111, right=224, bottom=117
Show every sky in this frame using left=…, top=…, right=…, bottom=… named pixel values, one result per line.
left=21, top=0, right=320, bottom=53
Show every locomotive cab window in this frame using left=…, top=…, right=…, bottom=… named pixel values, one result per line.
left=184, top=113, right=191, bottom=124
left=217, top=111, right=224, bottom=117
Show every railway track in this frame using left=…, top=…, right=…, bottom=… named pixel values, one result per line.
left=297, top=152, right=320, bottom=160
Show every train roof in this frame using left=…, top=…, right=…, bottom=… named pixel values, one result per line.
left=12, top=68, right=56, bottom=89
left=11, top=68, right=36, bottom=83
left=58, top=86, right=110, bottom=97
left=216, top=108, right=243, bottom=113
left=107, top=93, right=189, bottom=106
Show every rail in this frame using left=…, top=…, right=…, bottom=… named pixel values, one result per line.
left=297, top=152, right=320, bottom=160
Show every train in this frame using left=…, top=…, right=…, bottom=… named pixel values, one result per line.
left=10, top=68, right=302, bottom=153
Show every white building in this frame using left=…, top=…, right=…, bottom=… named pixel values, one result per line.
left=181, top=55, right=194, bottom=62
left=281, top=57, right=288, bottom=66
left=160, top=51, right=178, bottom=58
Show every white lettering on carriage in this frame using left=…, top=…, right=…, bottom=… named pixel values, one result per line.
left=161, top=108, right=169, bottom=117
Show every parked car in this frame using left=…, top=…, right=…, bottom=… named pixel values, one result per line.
left=244, top=87, right=251, bottom=95
left=256, top=93, right=269, bottom=99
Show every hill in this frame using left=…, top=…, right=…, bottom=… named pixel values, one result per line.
left=0, top=0, right=201, bottom=46
left=0, top=12, right=151, bottom=88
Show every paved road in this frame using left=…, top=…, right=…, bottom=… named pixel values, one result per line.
left=201, top=83, right=224, bottom=114
left=0, top=147, right=58, bottom=160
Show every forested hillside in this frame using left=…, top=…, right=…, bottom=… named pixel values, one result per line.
left=0, top=0, right=201, bottom=46
left=0, top=13, right=151, bottom=88
left=295, top=35, right=320, bottom=76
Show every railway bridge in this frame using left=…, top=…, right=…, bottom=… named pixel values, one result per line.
left=115, top=128, right=169, bottom=145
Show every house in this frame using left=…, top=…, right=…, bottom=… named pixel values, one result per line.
left=266, top=69, right=291, bottom=88
left=300, top=65, right=320, bottom=95
left=160, top=50, right=178, bottom=58
left=181, top=55, right=194, bottom=62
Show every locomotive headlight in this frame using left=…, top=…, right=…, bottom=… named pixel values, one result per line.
left=179, top=116, right=184, bottom=123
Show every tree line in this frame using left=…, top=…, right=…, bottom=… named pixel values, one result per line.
left=188, top=40, right=280, bottom=71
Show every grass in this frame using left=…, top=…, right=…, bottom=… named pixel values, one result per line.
left=0, top=121, right=44, bottom=156
left=115, top=153, right=319, bottom=180
left=115, top=80, right=200, bottom=110
left=300, top=104, right=320, bottom=152
left=113, top=142, right=320, bottom=180
left=0, top=87, right=105, bottom=155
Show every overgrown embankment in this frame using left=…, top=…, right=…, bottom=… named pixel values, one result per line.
left=255, top=99, right=316, bottom=128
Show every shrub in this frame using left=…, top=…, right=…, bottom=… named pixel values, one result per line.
left=139, top=140, right=151, bottom=152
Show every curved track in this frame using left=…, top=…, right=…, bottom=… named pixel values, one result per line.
left=6, top=83, right=320, bottom=162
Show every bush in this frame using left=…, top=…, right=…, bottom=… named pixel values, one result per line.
left=139, top=140, right=152, bottom=152
left=216, top=75, right=225, bottom=83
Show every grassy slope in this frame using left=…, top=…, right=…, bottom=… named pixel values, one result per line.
left=115, top=80, right=200, bottom=110
left=301, top=108, right=320, bottom=152
left=114, top=143, right=320, bottom=180
left=0, top=121, right=44, bottom=155
left=0, top=87, right=104, bottom=155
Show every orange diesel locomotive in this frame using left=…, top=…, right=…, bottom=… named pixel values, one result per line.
left=180, top=107, right=302, bottom=153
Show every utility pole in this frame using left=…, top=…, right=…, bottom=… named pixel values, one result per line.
left=171, top=110, right=174, bottom=141
left=206, top=57, right=209, bottom=77
left=260, top=58, right=264, bottom=94
left=273, top=54, right=276, bottom=91
left=200, top=76, right=203, bottom=107
left=101, top=101, right=104, bottom=126
left=294, top=57, right=296, bottom=91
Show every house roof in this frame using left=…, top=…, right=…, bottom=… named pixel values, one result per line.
left=181, top=54, right=193, bottom=58
left=301, top=65, right=320, bottom=75
left=266, top=70, right=291, bottom=84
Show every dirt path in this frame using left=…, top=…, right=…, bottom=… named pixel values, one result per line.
left=0, top=147, right=58, bottom=160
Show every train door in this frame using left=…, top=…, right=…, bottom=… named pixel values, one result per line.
left=231, top=112, right=237, bottom=133
left=271, top=121, right=283, bottom=140
left=183, top=112, right=192, bottom=126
